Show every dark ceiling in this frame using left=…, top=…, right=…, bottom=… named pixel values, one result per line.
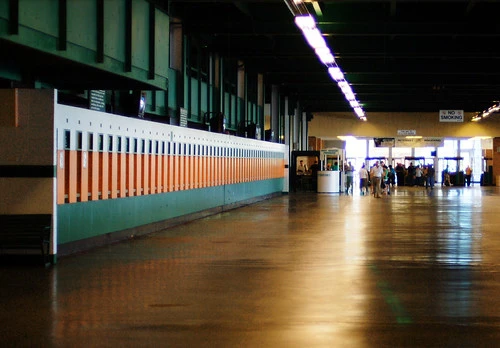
left=165, top=0, right=500, bottom=114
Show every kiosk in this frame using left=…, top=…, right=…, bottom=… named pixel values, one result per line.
left=317, top=148, right=344, bottom=193
left=290, top=150, right=321, bottom=192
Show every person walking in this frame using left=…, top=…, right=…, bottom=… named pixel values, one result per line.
left=359, top=163, right=369, bottom=196
left=345, top=161, right=354, bottom=194
left=370, top=161, right=383, bottom=198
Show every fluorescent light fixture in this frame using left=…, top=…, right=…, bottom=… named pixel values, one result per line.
left=339, top=83, right=353, bottom=95
left=344, top=92, right=356, bottom=101
left=405, top=136, right=422, bottom=139
left=354, top=107, right=364, bottom=117
left=312, top=1, right=323, bottom=16
left=470, top=102, right=499, bottom=122
left=337, top=135, right=356, bottom=141
left=292, top=11, right=366, bottom=121
left=328, top=67, right=344, bottom=81
left=303, top=28, right=326, bottom=49
left=315, top=47, right=335, bottom=64
left=294, top=15, right=315, bottom=30
left=471, top=113, right=482, bottom=122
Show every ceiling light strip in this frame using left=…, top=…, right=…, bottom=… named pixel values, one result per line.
left=471, top=102, right=500, bottom=122
left=294, top=12, right=366, bottom=121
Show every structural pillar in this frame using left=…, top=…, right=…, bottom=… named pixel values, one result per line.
left=283, top=96, right=290, bottom=193
left=293, top=102, right=300, bottom=150
left=271, top=85, right=279, bottom=142
left=302, top=111, right=307, bottom=150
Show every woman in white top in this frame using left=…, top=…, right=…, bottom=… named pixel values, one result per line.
left=359, top=164, right=369, bottom=195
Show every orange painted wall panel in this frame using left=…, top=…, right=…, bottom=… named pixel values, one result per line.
left=135, top=154, right=142, bottom=196
left=68, top=150, right=77, bottom=203
left=181, top=152, right=187, bottom=190
left=188, top=155, right=194, bottom=189
left=119, top=152, right=126, bottom=198
left=214, top=156, right=219, bottom=186
left=210, top=156, right=215, bottom=186
left=143, top=154, right=150, bottom=195
left=164, top=154, right=170, bottom=192
left=90, top=151, right=99, bottom=200
left=127, top=152, right=134, bottom=197
left=173, top=155, right=179, bottom=191
left=156, top=154, right=163, bottom=193
left=184, top=154, right=190, bottom=190
left=150, top=154, right=157, bottom=194
left=110, top=152, right=118, bottom=199
left=194, top=154, right=199, bottom=189
left=100, top=152, right=109, bottom=200
left=56, top=150, right=65, bottom=204
left=168, top=155, right=174, bottom=192
left=79, top=151, right=89, bottom=202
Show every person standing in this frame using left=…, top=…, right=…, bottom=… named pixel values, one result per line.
left=370, top=161, right=383, bottom=198
left=345, top=161, right=354, bottom=194
left=426, top=164, right=435, bottom=189
left=297, top=160, right=307, bottom=175
left=415, top=165, right=423, bottom=186
left=359, top=163, right=369, bottom=195
left=465, top=165, right=473, bottom=187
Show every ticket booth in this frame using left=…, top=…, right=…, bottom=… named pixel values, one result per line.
left=317, top=148, right=345, bottom=193
left=291, top=151, right=321, bottom=192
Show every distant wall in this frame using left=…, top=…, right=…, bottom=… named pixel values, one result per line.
left=310, top=112, right=500, bottom=138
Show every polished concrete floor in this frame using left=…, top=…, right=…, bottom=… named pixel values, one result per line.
left=1, top=185, right=500, bottom=347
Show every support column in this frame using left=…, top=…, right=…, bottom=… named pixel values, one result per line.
left=169, top=20, right=183, bottom=125
left=283, top=96, right=290, bottom=193
left=365, top=139, right=370, bottom=167
left=302, top=111, right=307, bottom=150
left=271, top=85, right=279, bottom=142
left=293, top=102, right=300, bottom=150
left=237, top=60, right=245, bottom=134
left=211, top=53, right=220, bottom=116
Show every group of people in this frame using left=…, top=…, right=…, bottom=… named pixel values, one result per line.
left=298, top=159, right=446, bottom=196
left=296, top=159, right=319, bottom=176
left=358, top=161, right=396, bottom=198
left=401, top=162, right=436, bottom=188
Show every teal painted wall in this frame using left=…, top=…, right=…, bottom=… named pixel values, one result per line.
left=154, top=8, right=169, bottom=78
left=57, top=178, right=283, bottom=245
left=104, top=0, right=126, bottom=62
left=68, top=0, right=97, bottom=52
left=0, top=0, right=169, bottom=90
left=131, top=0, right=149, bottom=71
left=168, top=67, right=178, bottom=111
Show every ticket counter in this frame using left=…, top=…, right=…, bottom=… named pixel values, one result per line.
left=317, top=171, right=340, bottom=193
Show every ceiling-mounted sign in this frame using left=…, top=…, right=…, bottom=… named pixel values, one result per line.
left=396, top=137, right=444, bottom=148
left=439, top=110, right=464, bottom=122
left=373, top=138, right=395, bottom=147
left=321, top=148, right=341, bottom=156
left=373, top=137, right=444, bottom=148
left=397, top=130, right=417, bottom=136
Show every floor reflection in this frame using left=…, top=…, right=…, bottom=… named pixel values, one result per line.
left=1, top=186, right=500, bottom=346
